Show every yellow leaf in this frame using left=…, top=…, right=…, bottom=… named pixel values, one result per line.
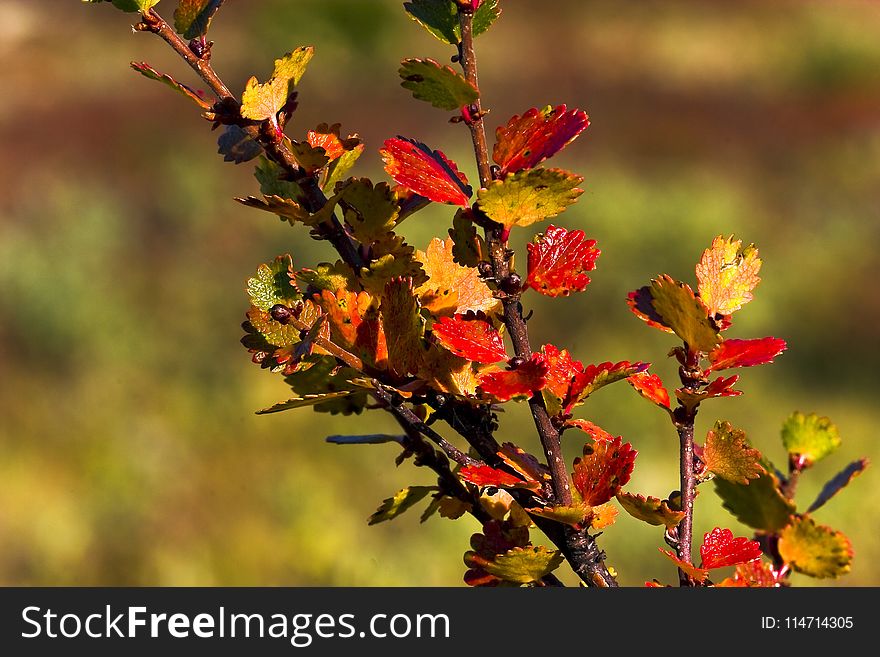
left=695, top=235, right=761, bottom=317
left=649, top=274, right=721, bottom=353
left=778, top=516, right=853, bottom=579
left=476, top=167, right=583, bottom=230
left=414, top=238, right=499, bottom=316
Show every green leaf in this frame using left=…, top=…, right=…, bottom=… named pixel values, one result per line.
left=368, top=486, right=437, bottom=525
left=130, top=62, right=208, bottom=107
left=702, top=420, right=765, bottom=484
left=254, top=157, right=301, bottom=199
left=781, top=411, right=841, bottom=466
left=399, top=58, right=479, bottom=111
left=85, top=0, right=161, bottom=13
left=334, top=179, right=400, bottom=244
left=240, top=47, right=314, bottom=122
left=616, top=491, right=685, bottom=530
left=323, top=143, right=365, bottom=192
left=476, top=168, right=583, bottom=230
left=173, top=0, right=225, bottom=39
left=778, top=516, right=853, bottom=579
left=296, top=261, right=358, bottom=294
left=283, top=356, right=369, bottom=415
left=648, top=274, right=721, bottom=353
left=257, top=392, right=356, bottom=414
left=714, top=469, right=796, bottom=533
left=246, top=255, right=301, bottom=311
left=481, top=546, right=564, bottom=584
left=403, top=0, right=500, bottom=44
left=807, top=458, right=869, bottom=514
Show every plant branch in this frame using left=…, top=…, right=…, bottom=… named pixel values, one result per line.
left=672, top=356, right=702, bottom=586
left=456, top=7, right=616, bottom=588
left=137, top=9, right=364, bottom=270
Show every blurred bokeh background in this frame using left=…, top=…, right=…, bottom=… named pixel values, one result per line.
left=1, top=0, right=878, bottom=586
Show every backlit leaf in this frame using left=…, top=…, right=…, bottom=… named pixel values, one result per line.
left=572, top=436, right=637, bottom=506
left=257, top=391, right=356, bottom=414
left=696, top=235, right=762, bottom=317
left=368, top=486, right=437, bottom=525
left=476, top=168, right=583, bottom=230
left=130, top=62, right=208, bottom=108
left=706, top=337, right=787, bottom=372
left=703, top=420, right=765, bottom=484
left=807, top=458, right=869, bottom=514
left=627, top=371, right=671, bottom=411
left=526, top=224, right=600, bottom=297
left=414, top=238, right=499, bottom=315
left=381, top=277, right=425, bottom=378
left=493, top=105, right=590, bottom=175
left=296, top=261, right=358, bottom=293
left=481, top=546, right=564, bottom=585
left=459, top=464, right=537, bottom=490
left=87, top=0, right=160, bottom=12
left=283, top=355, right=367, bottom=415
left=699, top=527, right=762, bottom=569
left=173, top=0, right=224, bottom=39
left=431, top=312, right=507, bottom=363
left=616, top=491, right=685, bottom=530
left=526, top=503, right=592, bottom=530
left=565, top=360, right=650, bottom=412
left=380, top=137, right=471, bottom=206
left=659, top=548, right=708, bottom=583
left=317, top=289, right=387, bottom=368
left=246, top=255, right=300, bottom=311
left=676, top=375, right=741, bottom=413
left=240, top=47, right=314, bottom=121
left=781, top=411, right=841, bottom=466
left=716, top=560, right=782, bottom=588
left=778, top=516, right=853, bottom=578
left=591, top=502, right=618, bottom=529
left=403, top=0, right=501, bottom=45
left=540, top=344, right=584, bottom=414
left=399, top=58, right=479, bottom=111
left=477, top=354, right=549, bottom=402
left=714, top=470, right=796, bottom=532
left=649, top=274, right=721, bottom=353
left=564, top=419, right=614, bottom=442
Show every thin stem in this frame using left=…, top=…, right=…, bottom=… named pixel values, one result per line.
left=457, top=7, right=570, bottom=508
left=673, top=355, right=702, bottom=586
left=457, top=8, right=616, bottom=588
left=138, top=9, right=364, bottom=270
left=675, top=415, right=697, bottom=585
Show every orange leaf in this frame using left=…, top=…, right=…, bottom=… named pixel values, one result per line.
left=478, top=354, right=549, bottom=402
left=526, top=224, right=600, bottom=297
left=572, top=436, right=637, bottom=506
left=696, top=235, right=761, bottom=317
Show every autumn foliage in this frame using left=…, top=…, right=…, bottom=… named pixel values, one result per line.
left=90, top=0, right=867, bottom=587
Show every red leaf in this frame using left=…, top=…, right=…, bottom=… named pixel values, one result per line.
left=431, top=312, right=508, bottom=363
left=706, top=337, right=787, bottom=372
left=493, top=105, right=590, bottom=175
left=459, top=464, right=536, bottom=490
left=572, top=436, right=637, bottom=506
left=526, top=224, right=600, bottom=297
left=626, top=286, right=674, bottom=333
left=380, top=137, right=471, bottom=206
left=700, top=527, right=762, bottom=570
left=477, top=354, right=549, bottom=401
left=565, top=419, right=614, bottom=442
left=541, top=343, right=585, bottom=400
left=659, top=548, right=709, bottom=583
left=566, top=360, right=649, bottom=412
left=628, top=371, right=671, bottom=410
left=705, top=375, right=741, bottom=397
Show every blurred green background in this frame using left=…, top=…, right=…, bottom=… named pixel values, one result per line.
left=1, top=0, right=878, bottom=586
